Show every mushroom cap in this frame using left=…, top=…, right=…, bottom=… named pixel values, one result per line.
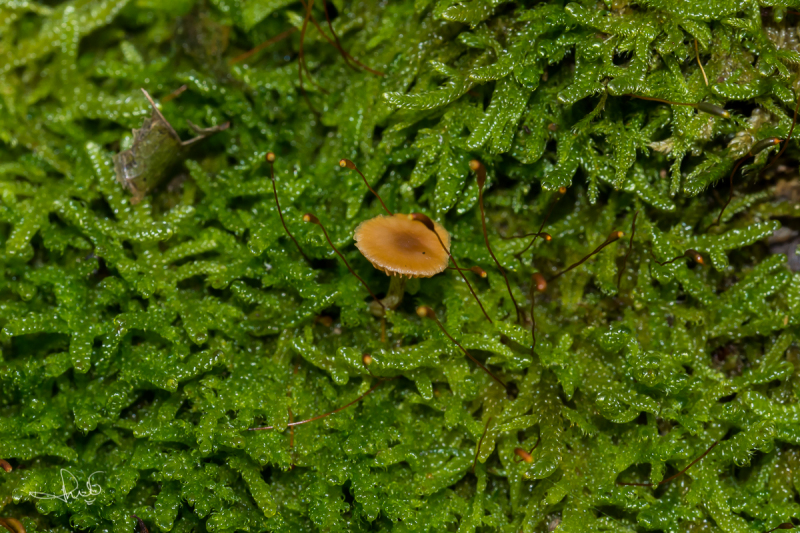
left=354, top=214, right=451, bottom=278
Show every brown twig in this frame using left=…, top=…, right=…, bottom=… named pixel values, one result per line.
left=631, top=94, right=696, bottom=107
left=502, top=231, right=552, bottom=242
left=447, top=265, right=487, bottom=278
left=296, top=0, right=384, bottom=77
left=631, top=95, right=730, bottom=118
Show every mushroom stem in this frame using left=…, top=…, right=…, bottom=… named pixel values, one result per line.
left=370, top=275, right=406, bottom=317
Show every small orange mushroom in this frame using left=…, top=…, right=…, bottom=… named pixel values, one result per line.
left=354, top=214, right=450, bottom=316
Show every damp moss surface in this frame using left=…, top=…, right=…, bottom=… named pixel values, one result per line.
left=2, top=0, right=800, bottom=532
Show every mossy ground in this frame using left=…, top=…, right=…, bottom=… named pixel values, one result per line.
left=2, top=0, right=800, bottom=532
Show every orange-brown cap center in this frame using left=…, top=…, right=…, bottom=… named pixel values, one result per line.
left=354, top=214, right=450, bottom=278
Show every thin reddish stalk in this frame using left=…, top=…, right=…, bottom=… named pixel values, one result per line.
left=649, top=248, right=704, bottom=267
left=549, top=231, right=624, bottom=282
left=515, top=187, right=564, bottom=261
left=616, top=211, right=638, bottom=291
left=618, top=441, right=719, bottom=486
left=472, top=416, right=493, bottom=473
left=298, top=0, right=319, bottom=113
left=513, top=434, right=542, bottom=463
left=762, top=95, right=800, bottom=175
left=268, top=153, right=311, bottom=263
left=229, top=27, right=297, bottom=65
left=530, top=273, right=546, bottom=351
left=694, top=39, right=709, bottom=86
left=630, top=94, right=695, bottom=107
left=471, top=160, right=522, bottom=323
left=409, top=213, right=493, bottom=324
left=303, top=214, right=384, bottom=309
left=249, top=380, right=385, bottom=430
left=417, top=306, right=507, bottom=392
left=339, top=159, right=393, bottom=215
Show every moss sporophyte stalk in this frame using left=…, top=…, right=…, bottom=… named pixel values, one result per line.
left=4, top=1, right=800, bottom=533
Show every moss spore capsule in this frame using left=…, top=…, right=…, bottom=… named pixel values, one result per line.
left=514, top=186, right=564, bottom=262
left=468, top=265, right=487, bottom=278
left=513, top=436, right=540, bottom=464
left=532, top=273, right=547, bottom=292
left=686, top=249, right=704, bottom=265
left=340, top=158, right=393, bottom=215
left=695, top=101, right=731, bottom=119
left=750, top=137, right=782, bottom=155
left=650, top=248, right=706, bottom=266
left=514, top=447, right=533, bottom=463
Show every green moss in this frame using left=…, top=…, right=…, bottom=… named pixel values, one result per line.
left=1, top=0, right=800, bottom=531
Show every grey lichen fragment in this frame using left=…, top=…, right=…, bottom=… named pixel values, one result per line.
left=113, top=89, right=229, bottom=204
